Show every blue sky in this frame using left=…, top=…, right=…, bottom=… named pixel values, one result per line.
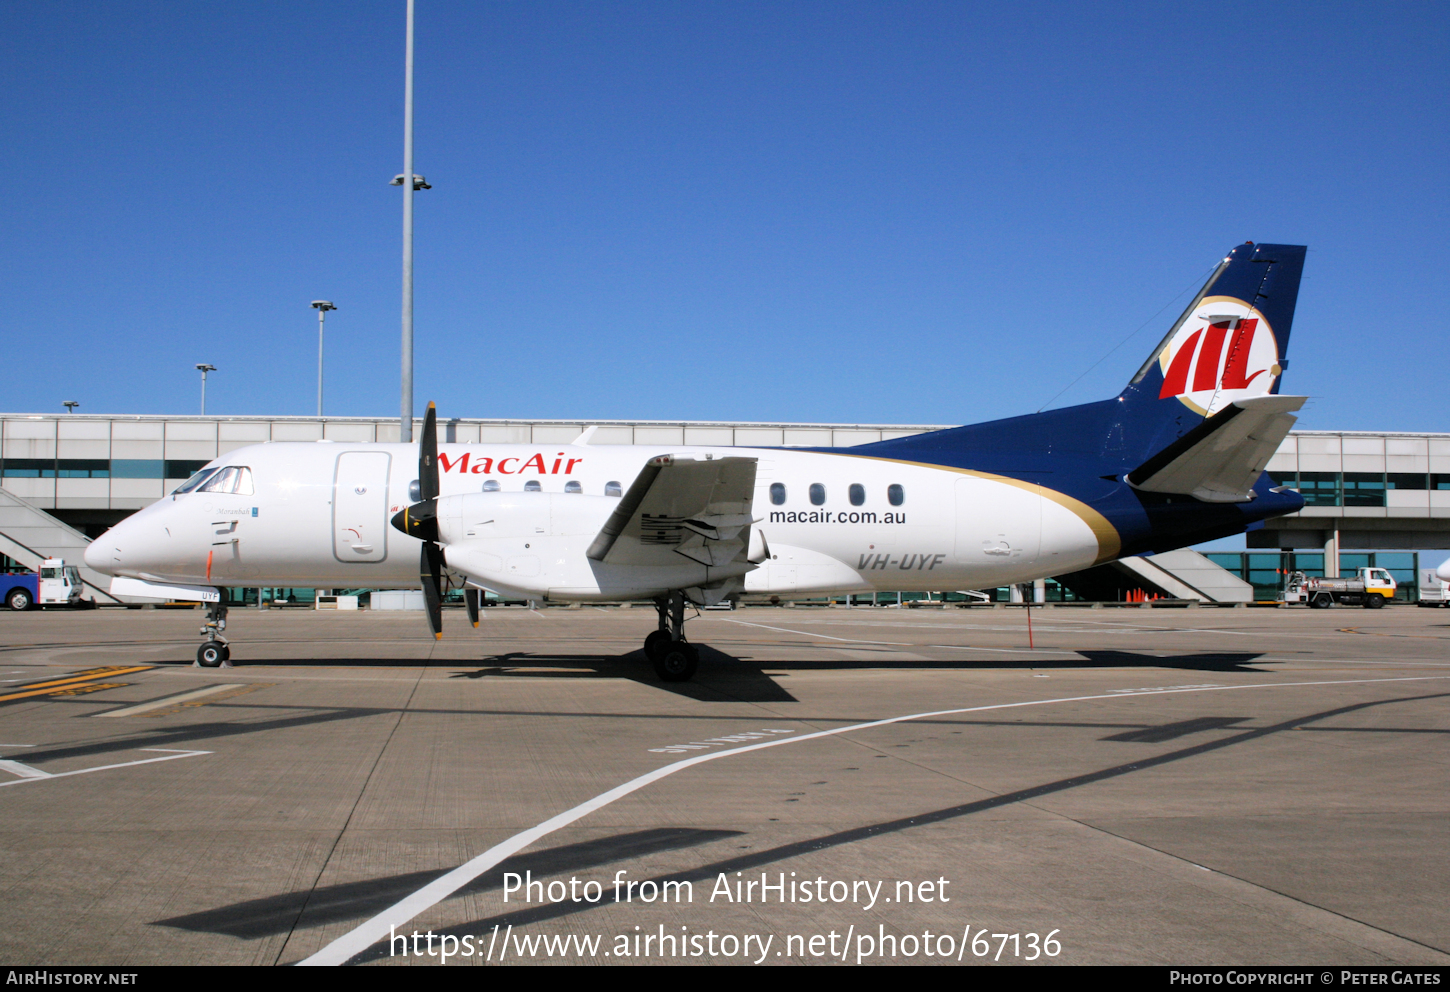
left=2, top=1, right=1446, bottom=433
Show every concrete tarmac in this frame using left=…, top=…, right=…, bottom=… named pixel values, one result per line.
left=0, top=602, right=1447, bottom=966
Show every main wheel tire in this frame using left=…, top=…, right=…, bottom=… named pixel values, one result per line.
left=653, top=642, right=699, bottom=682
left=643, top=629, right=672, bottom=661
left=1365, top=593, right=1385, bottom=609
left=197, top=641, right=226, bottom=667
left=6, top=588, right=31, bottom=612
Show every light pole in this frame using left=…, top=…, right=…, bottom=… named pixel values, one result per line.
left=63, top=401, right=79, bottom=414
left=196, top=364, right=216, bottom=415
left=390, top=0, right=431, bottom=443
left=311, top=301, right=336, bottom=417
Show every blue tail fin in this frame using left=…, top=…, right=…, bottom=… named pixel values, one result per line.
left=1115, top=241, right=1306, bottom=464
left=1128, top=242, right=1305, bottom=413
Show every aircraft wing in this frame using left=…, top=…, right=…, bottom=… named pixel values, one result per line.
left=587, top=454, right=759, bottom=567
left=1127, top=395, right=1305, bottom=503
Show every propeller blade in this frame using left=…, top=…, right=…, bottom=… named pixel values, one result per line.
left=419, top=402, right=439, bottom=502
left=420, top=543, right=444, bottom=640
left=465, top=588, right=480, bottom=628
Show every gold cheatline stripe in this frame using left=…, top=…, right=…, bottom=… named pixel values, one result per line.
left=0, top=666, right=155, bottom=703
left=833, top=454, right=1123, bottom=566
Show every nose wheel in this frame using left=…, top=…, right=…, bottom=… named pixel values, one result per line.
left=197, top=641, right=230, bottom=667
left=196, top=603, right=231, bottom=668
left=645, top=591, right=699, bottom=682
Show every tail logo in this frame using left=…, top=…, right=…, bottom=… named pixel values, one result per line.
left=1157, top=295, right=1281, bottom=415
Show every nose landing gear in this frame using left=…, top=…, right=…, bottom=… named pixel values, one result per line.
left=196, top=603, right=231, bottom=668
left=644, top=591, right=697, bottom=682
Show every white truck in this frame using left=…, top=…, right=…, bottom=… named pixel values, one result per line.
left=1284, top=567, right=1397, bottom=609
left=1417, top=568, right=1450, bottom=607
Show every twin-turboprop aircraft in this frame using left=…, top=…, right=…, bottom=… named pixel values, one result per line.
left=88, top=242, right=1310, bottom=681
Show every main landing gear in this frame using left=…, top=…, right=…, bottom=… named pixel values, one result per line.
left=196, top=603, right=230, bottom=668
left=644, top=591, right=697, bottom=682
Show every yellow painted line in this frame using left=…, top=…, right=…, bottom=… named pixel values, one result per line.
left=2, top=666, right=155, bottom=693
left=96, top=683, right=264, bottom=718
left=0, top=666, right=153, bottom=704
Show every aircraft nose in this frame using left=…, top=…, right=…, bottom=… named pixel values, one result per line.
left=83, top=535, right=116, bottom=574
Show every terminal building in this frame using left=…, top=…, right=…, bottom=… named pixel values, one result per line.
left=2, top=413, right=1447, bottom=605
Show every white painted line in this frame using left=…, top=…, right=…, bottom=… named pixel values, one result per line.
left=0, top=759, right=51, bottom=780
left=299, top=673, right=1450, bottom=966
left=94, top=683, right=246, bottom=718
left=0, top=749, right=210, bottom=788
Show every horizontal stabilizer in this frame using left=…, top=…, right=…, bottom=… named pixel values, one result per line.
left=586, top=454, right=759, bottom=567
left=1127, top=395, right=1305, bottom=503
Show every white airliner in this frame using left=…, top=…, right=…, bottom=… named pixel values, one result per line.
left=87, top=242, right=1311, bottom=681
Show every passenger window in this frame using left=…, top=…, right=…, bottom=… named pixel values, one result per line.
left=605, top=481, right=622, bottom=497
left=198, top=466, right=254, bottom=495
left=887, top=484, right=904, bottom=506
left=482, top=479, right=500, bottom=492
left=809, top=483, right=826, bottom=506
left=769, top=482, right=787, bottom=505
left=523, top=480, right=542, bottom=492
left=849, top=483, right=865, bottom=506
left=173, top=467, right=219, bottom=494
left=564, top=481, right=582, bottom=494
left=408, top=479, right=422, bottom=502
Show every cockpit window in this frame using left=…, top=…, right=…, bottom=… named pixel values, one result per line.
left=172, top=467, right=219, bottom=494
left=482, top=479, right=500, bottom=493
left=197, top=466, right=254, bottom=495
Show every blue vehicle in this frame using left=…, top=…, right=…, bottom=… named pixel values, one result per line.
left=3, top=571, right=40, bottom=611
left=3, top=559, right=84, bottom=611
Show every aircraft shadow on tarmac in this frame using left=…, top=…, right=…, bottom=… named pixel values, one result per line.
left=439, top=646, right=1277, bottom=703
left=156, top=646, right=1278, bottom=704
